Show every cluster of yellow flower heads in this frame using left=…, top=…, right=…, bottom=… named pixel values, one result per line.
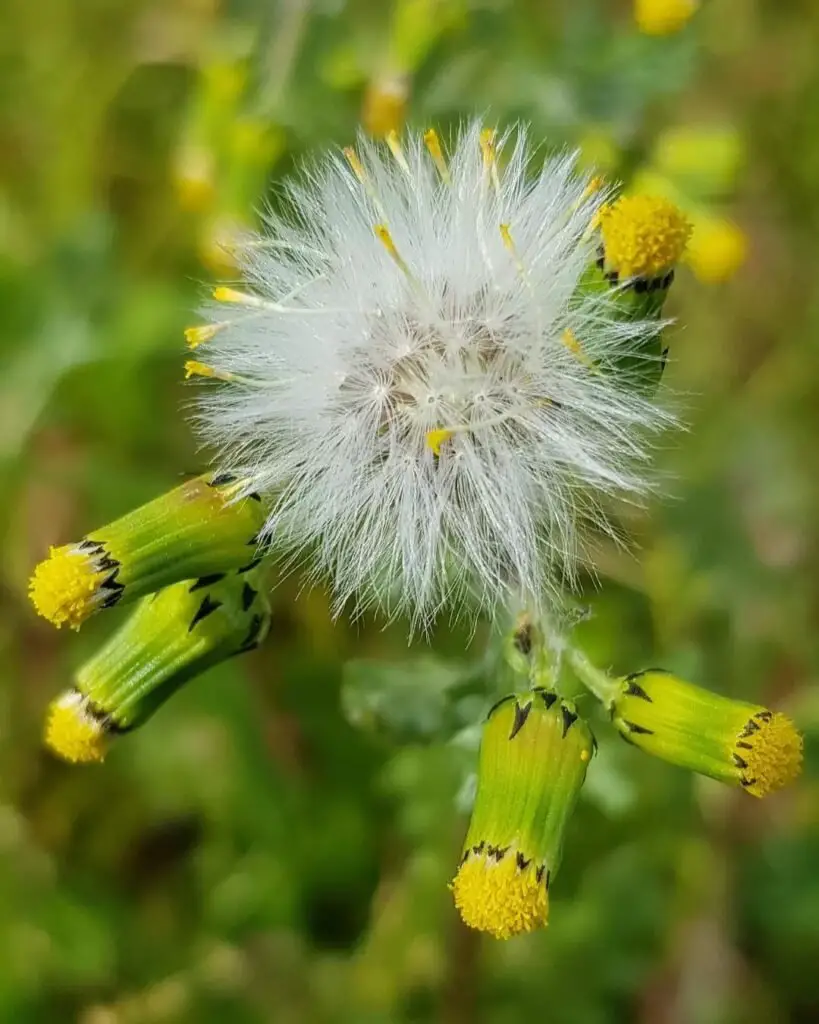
left=30, top=475, right=271, bottom=764
left=452, top=660, right=802, bottom=942
left=29, top=101, right=784, bottom=954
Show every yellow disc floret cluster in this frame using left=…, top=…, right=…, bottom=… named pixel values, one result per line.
left=635, top=0, right=698, bottom=36
left=29, top=547, right=104, bottom=630
left=45, top=693, right=107, bottom=764
left=451, top=848, right=548, bottom=940
left=599, top=195, right=692, bottom=280
left=738, top=712, right=803, bottom=798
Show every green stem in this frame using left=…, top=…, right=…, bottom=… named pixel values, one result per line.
left=565, top=646, right=619, bottom=708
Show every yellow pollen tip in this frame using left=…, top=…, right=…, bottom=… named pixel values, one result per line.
left=599, top=194, right=692, bottom=279
left=584, top=175, right=605, bottom=198
left=479, top=128, right=501, bottom=193
left=423, top=129, right=450, bottom=183
left=184, top=323, right=222, bottom=350
left=738, top=712, right=803, bottom=798
left=212, top=287, right=248, bottom=304
left=374, top=224, right=412, bottom=276
left=426, top=428, right=454, bottom=455
left=45, top=694, right=107, bottom=764
left=29, top=546, right=102, bottom=630
left=560, top=329, right=596, bottom=370
left=479, top=127, right=497, bottom=166
left=451, top=850, right=548, bottom=940
left=635, top=0, right=698, bottom=36
left=385, top=131, right=410, bottom=175
left=499, top=223, right=529, bottom=278
left=343, top=147, right=367, bottom=184
left=184, top=360, right=233, bottom=382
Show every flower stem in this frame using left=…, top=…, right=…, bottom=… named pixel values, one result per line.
left=565, top=646, right=619, bottom=708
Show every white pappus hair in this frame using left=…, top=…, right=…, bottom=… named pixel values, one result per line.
left=190, top=123, right=673, bottom=629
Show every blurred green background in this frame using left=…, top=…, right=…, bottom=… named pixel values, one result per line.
left=3, top=0, right=819, bottom=1020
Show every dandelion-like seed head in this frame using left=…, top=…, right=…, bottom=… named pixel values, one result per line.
left=599, top=195, right=692, bottom=280
left=191, top=123, right=678, bottom=626
left=45, top=691, right=107, bottom=764
left=452, top=845, right=549, bottom=940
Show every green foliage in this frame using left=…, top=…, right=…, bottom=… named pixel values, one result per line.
left=3, top=0, right=819, bottom=1020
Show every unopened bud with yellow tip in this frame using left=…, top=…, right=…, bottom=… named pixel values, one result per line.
left=580, top=193, right=691, bottom=390
left=611, top=670, right=803, bottom=798
left=45, top=567, right=270, bottom=764
left=29, top=474, right=267, bottom=630
left=451, top=689, right=593, bottom=939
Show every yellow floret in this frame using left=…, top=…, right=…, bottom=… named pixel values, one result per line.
left=45, top=693, right=107, bottom=764
left=451, top=848, right=548, bottom=940
left=738, top=712, right=803, bottom=798
left=599, top=195, right=692, bottom=279
left=635, top=0, right=698, bottom=36
left=184, top=323, right=223, bottom=350
left=425, top=428, right=454, bottom=456
left=184, top=360, right=234, bottom=382
left=29, top=546, right=103, bottom=630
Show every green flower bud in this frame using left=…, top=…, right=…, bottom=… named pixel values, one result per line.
left=29, top=473, right=267, bottom=629
left=451, top=689, right=594, bottom=940
left=611, top=670, right=803, bottom=798
left=44, top=567, right=270, bottom=763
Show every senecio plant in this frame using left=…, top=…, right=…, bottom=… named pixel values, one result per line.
left=30, top=124, right=802, bottom=941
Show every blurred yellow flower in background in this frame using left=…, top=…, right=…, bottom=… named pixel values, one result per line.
left=362, top=75, right=409, bottom=137
left=635, top=0, right=698, bottom=36
left=685, top=214, right=748, bottom=283
left=173, top=142, right=217, bottom=213
left=653, top=125, right=745, bottom=197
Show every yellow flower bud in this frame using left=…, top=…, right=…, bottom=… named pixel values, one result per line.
left=29, top=474, right=266, bottom=630
left=45, top=567, right=270, bottom=764
left=451, top=690, right=593, bottom=939
left=611, top=670, right=802, bottom=797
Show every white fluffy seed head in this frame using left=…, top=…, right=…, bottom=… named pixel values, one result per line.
left=190, top=123, right=674, bottom=630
